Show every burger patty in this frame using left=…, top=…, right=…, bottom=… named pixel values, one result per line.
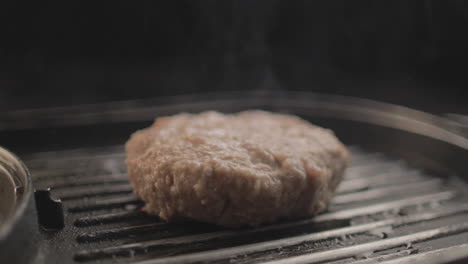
left=125, top=110, right=350, bottom=227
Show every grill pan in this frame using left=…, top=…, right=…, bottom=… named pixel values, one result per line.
left=0, top=91, right=467, bottom=264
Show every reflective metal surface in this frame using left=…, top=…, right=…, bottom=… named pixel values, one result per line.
left=0, top=147, right=38, bottom=264
left=0, top=147, right=30, bottom=238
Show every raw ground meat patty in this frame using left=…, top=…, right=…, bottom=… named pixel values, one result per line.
left=125, top=111, right=350, bottom=227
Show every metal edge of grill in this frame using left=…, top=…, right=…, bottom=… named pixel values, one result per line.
left=0, top=91, right=467, bottom=264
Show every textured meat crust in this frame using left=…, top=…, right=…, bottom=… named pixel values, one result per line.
left=125, top=111, right=350, bottom=227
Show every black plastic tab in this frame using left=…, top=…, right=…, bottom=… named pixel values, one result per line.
left=34, top=189, right=65, bottom=231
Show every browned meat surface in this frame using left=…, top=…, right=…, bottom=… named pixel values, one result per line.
left=125, top=111, right=350, bottom=227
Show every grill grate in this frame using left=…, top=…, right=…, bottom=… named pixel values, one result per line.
left=24, top=146, right=468, bottom=264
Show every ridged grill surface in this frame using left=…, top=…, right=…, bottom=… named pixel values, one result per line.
left=24, top=145, right=468, bottom=264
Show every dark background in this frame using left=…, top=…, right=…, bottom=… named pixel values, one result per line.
left=0, top=1, right=467, bottom=114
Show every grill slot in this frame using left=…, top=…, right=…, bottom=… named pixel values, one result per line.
left=76, top=218, right=349, bottom=244
left=67, top=195, right=142, bottom=213
left=32, top=167, right=124, bottom=180
left=55, top=183, right=133, bottom=201
left=77, top=223, right=169, bottom=243
left=332, top=178, right=443, bottom=205
left=24, top=146, right=468, bottom=264
left=343, top=162, right=406, bottom=180
left=74, top=211, right=154, bottom=227
left=336, top=171, right=426, bottom=194
left=26, top=152, right=125, bottom=169
left=36, top=174, right=128, bottom=189
left=318, top=191, right=455, bottom=221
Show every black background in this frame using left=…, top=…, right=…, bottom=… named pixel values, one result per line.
left=0, top=1, right=467, bottom=114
